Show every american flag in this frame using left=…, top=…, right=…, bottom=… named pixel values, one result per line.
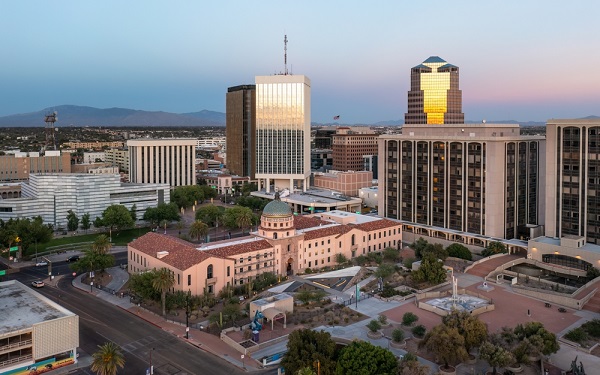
left=333, top=115, right=340, bottom=120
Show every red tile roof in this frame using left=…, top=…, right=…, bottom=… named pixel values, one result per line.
left=303, top=225, right=351, bottom=240
left=205, top=239, right=273, bottom=258
left=293, top=215, right=324, bottom=230
left=129, top=232, right=214, bottom=271
left=350, top=219, right=401, bottom=232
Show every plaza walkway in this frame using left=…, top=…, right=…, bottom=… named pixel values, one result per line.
left=465, top=254, right=523, bottom=278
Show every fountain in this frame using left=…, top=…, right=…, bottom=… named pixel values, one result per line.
left=419, top=276, right=494, bottom=316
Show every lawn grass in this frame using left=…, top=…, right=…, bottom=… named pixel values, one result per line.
left=32, top=227, right=152, bottom=254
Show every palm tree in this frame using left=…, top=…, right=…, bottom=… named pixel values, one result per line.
left=236, top=209, right=254, bottom=234
left=91, top=342, right=125, bottom=375
left=92, top=234, right=112, bottom=255
left=175, top=220, right=185, bottom=237
left=152, top=267, right=175, bottom=316
left=189, top=220, right=209, bottom=242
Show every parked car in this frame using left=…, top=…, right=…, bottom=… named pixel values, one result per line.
left=31, top=280, right=44, bottom=288
left=66, top=255, right=80, bottom=262
left=35, top=261, right=48, bottom=267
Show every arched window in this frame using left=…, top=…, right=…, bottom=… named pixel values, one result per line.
left=351, top=234, right=356, bottom=246
left=207, top=264, right=213, bottom=279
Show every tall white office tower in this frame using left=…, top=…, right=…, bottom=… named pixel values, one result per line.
left=255, top=74, right=311, bottom=193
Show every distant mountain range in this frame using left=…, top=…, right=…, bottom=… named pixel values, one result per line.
left=0, top=105, right=597, bottom=127
left=0, top=105, right=226, bottom=127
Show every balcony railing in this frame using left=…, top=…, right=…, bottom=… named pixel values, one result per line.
left=0, top=339, right=32, bottom=354
left=0, top=353, right=33, bottom=368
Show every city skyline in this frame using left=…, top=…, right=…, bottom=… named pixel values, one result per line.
left=1, top=1, right=599, bottom=123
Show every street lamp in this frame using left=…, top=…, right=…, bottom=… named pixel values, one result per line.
left=185, top=289, right=191, bottom=339
left=149, top=347, right=154, bottom=375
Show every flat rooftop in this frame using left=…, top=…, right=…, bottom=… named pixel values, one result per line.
left=0, top=280, right=74, bottom=335
left=253, top=188, right=362, bottom=206
left=531, top=236, right=600, bottom=253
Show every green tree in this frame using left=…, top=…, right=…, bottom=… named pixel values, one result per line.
left=446, top=243, right=472, bottom=261
left=442, top=309, right=488, bottom=354
left=367, top=319, right=382, bottom=333
left=143, top=203, right=181, bottom=226
left=236, top=207, right=254, bottom=234
left=398, top=353, right=429, bottom=375
left=241, top=183, right=258, bottom=196
left=171, top=185, right=205, bottom=208
left=69, top=247, right=115, bottom=274
left=0, top=217, right=53, bottom=256
left=375, top=263, right=396, bottom=280
left=129, top=204, right=137, bottom=222
left=189, top=220, right=209, bottom=242
left=422, top=243, right=448, bottom=260
left=413, top=253, right=447, bottom=284
left=195, top=205, right=223, bottom=226
left=296, top=367, right=316, bottom=375
left=66, top=210, right=79, bottom=232
left=92, top=234, right=112, bottom=255
left=200, top=185, right=218, bottom=200
left=101, top=205, right=134, bottom=232
left=175, top=220, right=185, bottom=237
left=482, top=241, right=507, bottom=257
left=392, top=328, right=405, bottom=343
left=419, top=324, right=469, bottom=370
left=91, top=342, right=125, bottom=375
left=296, top=290, right=313, bottom=305
left=402, top=312, right=419, bottom=326
left=479, top=341, right=515, bottom=375
left=334, top=253, right=348, bottom=266
left=587, top=267, right=600, bottom=280
left=129, top=270, right=160, bottom=301
left=81, top=213, right=91, bottom=234
left=282, top=329, right=337, bottom=375
left=152, top=267, right=175, bottom=316
left=411, top=237, right=429, bottom=259
left=221, top=206, right=257, bottom=229
left=222, top=303, right=241, bottom=325
left=382, top=247, right=399, bottom=263
left=335, top=341, right=397, bottom=375
left=236, top=195, right=268, bottom=210
left=513, top=321, right=559, bottom=356
left=93, top=216, right=104, bottom=229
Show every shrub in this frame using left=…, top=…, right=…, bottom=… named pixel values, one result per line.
left=402, top=312, right=419, bottom=326
left=411, top=324, right=426, bottom=338
left=403, top=257, right=416, bottom=269
left=378, top=314, right=388, bottom=325
left=392, top=328, right=405, bottom=343
left=305, top=268, right=313, bottom=274
left=565, top=327, right=588, bottom=344
left=367, top=320, right=382, bottom=333
left=380, top=284, right=400, bottom=298
left=446, top=243, right=472, bottom=261
left=581, top=319, right=600, bottom=338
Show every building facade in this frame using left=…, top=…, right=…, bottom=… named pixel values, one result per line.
left=128, top=198, right=402, bottom=296
left=528, top=119, right=600, bottom=270
left=0, top=173, right=169, bottom=228
left=379, top=123, right=545, bottom=240
left=313, top=170, right=373, bottom=197
left=255, top=75, right=311, bottom=192
left=128, top=139, right=196, bottom=187
left=104, top=147, right=130, bottom=172
left=404, top=56, right=464, bottom=125
left=332, top=127, right=378, bottom=172
left=226, top=85, right=256, bottom=179
left=0, top=152, right=71, bottom=182
left=62, top=141, right=123, bottom=149
left=0, top=280, right=79, bottom=373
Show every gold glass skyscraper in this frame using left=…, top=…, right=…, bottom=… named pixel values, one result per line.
left=404, top=56, right=464, bottom=125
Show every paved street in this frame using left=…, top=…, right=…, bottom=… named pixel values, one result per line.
left=5, top=255, right=251, bottom=375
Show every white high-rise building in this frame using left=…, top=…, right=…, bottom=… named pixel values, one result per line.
left=128, top=139, right=196, bottom=187
left=255, top=75, right=311, bottom=192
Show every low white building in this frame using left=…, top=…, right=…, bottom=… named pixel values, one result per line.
left=82, top=151, right=105, bottom=163
left=0, top=173, right=170, bottom=228
left=358, top=186, right=378, bottom=209
left=0, top=280, right=79, bottom=373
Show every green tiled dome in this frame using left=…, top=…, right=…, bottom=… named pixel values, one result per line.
left=262, top=192, right=292, bottom=217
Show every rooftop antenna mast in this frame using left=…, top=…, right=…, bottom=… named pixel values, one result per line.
left=44, top=111, right=58, bottom=151
left=284, top=34, right=288, bottom=75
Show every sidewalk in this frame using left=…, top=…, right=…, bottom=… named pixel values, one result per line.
left=70, top=266, right=264, bottom=372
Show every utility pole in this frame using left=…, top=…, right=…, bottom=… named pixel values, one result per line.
left=185, top=290, right=191, bottom=339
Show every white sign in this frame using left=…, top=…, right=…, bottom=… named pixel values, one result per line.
left=241, top=355, right=244, bottom=359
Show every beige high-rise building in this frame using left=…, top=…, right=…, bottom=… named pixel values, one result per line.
left=128, top=139, right=196, bottom=187
left=379, top=123, right=545, bottom=240
left=255, top=75, right=311, bottom=192
left=105, top=147, right=129, bottom=172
